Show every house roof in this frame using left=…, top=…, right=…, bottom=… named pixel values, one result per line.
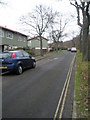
left=0, top=25, right=27, bottom=37
left=28, top=36, right=48, bottom=41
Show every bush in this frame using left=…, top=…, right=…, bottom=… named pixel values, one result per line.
left=25, top=49, right=35, bottom=56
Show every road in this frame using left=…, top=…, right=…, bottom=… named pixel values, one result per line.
left=2, top=51, right=76, bottom=119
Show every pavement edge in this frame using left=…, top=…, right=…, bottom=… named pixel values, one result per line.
left=72, top=90, right=77, bottom=118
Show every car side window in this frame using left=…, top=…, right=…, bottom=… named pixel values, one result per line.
left=16, top=52, right=23, bottom=57
left=22, top=51, right=29, bottom=57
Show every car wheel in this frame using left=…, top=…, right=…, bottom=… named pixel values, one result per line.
left=16, top=65, right=23, bottom=75
left=32, top=61, right=36, bottom=68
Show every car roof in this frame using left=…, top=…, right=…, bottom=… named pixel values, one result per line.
left=9, top=50, right=23, bottom=52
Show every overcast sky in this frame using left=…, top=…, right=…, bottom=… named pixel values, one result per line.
left=0, top=0, right=81, bottom=41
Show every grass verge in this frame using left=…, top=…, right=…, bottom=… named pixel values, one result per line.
left=75, top=50, right=88, bottom=118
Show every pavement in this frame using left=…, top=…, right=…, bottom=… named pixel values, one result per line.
left=72, top=91, right=77, bottom=118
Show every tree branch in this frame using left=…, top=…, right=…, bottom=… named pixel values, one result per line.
left=70, top=0, right=83, bottom=27
left=24, top=21, right=37, bottom=29
left=0, top=0, right=7, bottom=5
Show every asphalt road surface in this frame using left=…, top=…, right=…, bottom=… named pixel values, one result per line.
left=2, top=51, right=76, bottom=119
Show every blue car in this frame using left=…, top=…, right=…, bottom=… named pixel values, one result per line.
left=0, top=50, right=36, bottom=75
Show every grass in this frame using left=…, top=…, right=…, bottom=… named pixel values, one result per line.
left=75, top=50, right=88, bottom=118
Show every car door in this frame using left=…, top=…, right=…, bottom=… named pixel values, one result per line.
left=22, top=51, right=32, bottom=68
left=15, top=51, right=25, bottom=67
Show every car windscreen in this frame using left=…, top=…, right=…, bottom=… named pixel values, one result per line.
left=0, top=53, right=10, bottom=59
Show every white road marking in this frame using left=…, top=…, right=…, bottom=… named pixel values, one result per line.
left=54, top=58, right=58, bottom=60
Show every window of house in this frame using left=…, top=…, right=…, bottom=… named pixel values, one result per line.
left=0, top=29, right=4, bottom=37
left=6, top=31, right=13, bottom=39
left=24, top=37, right=26, bottom=42
left=18, top=36, right=22, bottom=41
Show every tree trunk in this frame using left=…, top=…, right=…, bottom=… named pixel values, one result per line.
left=88, top=30, right=90, bottom=61
left=56, top=42, right=58, bottom=52
left=82, top=17, right=89, bottom=61
left=40, top=35, right=43, bottom=56
left=79, top=29, right=82, bottom=53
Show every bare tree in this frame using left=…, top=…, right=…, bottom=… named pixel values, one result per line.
left=70, top=0, right=90, bottom=61
left=49, top=15, right=68, bottom=51
left=0, top=0, right=7, bottom=5
left=20, top=5, right=56, bottom=56
left=71, top=31, right=79, bottom=47
left=0, top=0, right=4, bottom=4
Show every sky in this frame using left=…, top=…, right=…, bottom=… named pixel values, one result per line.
left=0, top=0, right=81, bottom=41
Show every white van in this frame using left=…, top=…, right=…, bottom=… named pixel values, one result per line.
left=71, top=47, right=77, bottom=52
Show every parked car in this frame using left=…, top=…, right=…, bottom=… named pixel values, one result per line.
left=67, top=48, right=71, bottom=51
left=0, top=50, right=36, bottom=75
left=71, top=47, right=77, bottom=52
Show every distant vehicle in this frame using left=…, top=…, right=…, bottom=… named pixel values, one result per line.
left=0, top=50, right=36, bottom=75
left=71, top=47, right=77, bottom=52
left=67, top=48, right=71, bottom=51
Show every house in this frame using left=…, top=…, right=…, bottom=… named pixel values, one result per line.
left=0, top=26, right=28, bottom=52
left=28, top=36, right=48, bottom=55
